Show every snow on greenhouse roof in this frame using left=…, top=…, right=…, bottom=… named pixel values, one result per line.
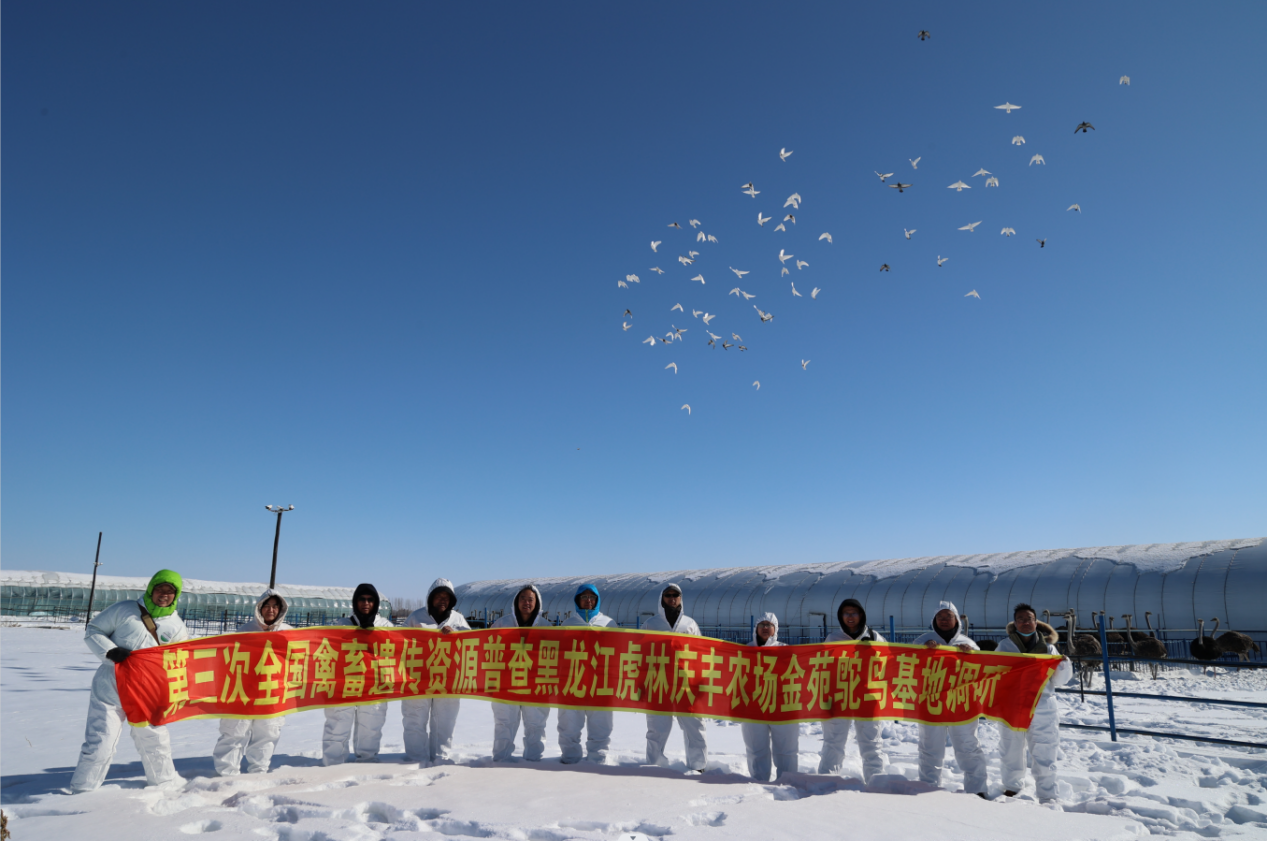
left=458, top=538, right=1265, bottom=593
left=0, top=569, right=356, bottom=600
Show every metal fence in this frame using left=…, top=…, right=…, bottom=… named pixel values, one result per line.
left=1, top=603, right=362, bottom=636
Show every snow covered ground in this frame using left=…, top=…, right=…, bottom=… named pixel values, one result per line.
left=4, top=626, right=1267, bottom=840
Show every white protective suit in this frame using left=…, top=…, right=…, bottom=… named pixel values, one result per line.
left=212, top=589, right=294, bottom=776
left=489, top=584, right=551, bottom=761
left=558, top=584, right=615, bottom=764
left=910, top=600, right=988, bottom=795
left=818, top=599, right=887, bottom=782
left=70, top=584, right=190, bottom=792
left=322, top=583, right=395, bottom=766
left=740, top=613, right=800, bottom=781
left=642, top=582, right=708, bottom=772
left=401, top=578, right=471, bottom=764
left=996, top=620, right=1074, bottom=801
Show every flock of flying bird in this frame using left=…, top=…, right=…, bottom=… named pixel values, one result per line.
left=617, top=34, right=1130, bottom=416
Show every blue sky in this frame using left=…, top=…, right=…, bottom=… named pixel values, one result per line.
left=3, top=2, right=1264, bottom=600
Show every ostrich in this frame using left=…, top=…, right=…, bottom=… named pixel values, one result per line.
left=1215, top=621, right=1262, bottom=662
left=1069, top=611, right=1103, bottom=684
left=1189, top=618, right=1220, bottom=675
left=1122, top=613, right=1168, bottom=679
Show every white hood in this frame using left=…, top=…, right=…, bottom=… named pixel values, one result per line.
left=254, top=588, right=290, bottom=630
left=750, top=612, right=780, bottom=646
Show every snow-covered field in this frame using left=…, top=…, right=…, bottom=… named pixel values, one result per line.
left=4, top=626, right=1267, bottom=840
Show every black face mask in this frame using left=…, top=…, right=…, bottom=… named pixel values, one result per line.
left=351, top=583, right=380, bottom=629
left=663, top=600, right=681, bottom=628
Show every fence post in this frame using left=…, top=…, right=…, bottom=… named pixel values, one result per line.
left=890, top=615, right=895, bottom=641
left=1098, top=612, right=1117, bottom=742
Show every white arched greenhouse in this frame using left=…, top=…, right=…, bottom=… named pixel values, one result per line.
left=456, top=538, right=1265, bottom=652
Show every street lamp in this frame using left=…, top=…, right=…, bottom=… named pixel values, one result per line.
left=264, top=505, right=295, bottom=589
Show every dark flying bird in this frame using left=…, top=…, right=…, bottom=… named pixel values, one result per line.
left=1075, top=122, right=1095, bottom=133
left=918, top=30, right=930, bottom=41
left=880, top=263, right=891, bottom=272
left=888, top=182, right=912, bottom=193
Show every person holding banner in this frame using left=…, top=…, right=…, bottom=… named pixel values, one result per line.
left=401, top=578, right=470, bottom=765
left=322, top=583, right=394, bottom=766
left=740, top=613, right=800, bottom=781
left=996, top=603, right=1073, bottom=802
left=911, top=601, right=989, bottom=797
left=70, top=570, right=189, bottom=793
left=490, top=584, right=552, bottom=762
left=558, top=584, right=615, bottom=763
left=212, top=589, right=293, bottom=776
left=643, top=583, right=708, bottom=774
left=818, top=598, right=887, bottom=782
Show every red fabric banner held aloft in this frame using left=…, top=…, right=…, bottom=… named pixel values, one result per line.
left=115, top=626, right=1061, bottom=731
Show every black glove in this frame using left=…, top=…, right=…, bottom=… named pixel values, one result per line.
left=106, top=647, right=132, bottom=664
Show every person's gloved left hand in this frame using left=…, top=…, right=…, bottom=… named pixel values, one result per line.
left=106, top=647, right=132, bottom=664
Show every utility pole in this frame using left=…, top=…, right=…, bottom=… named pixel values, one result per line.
left=264, top=505, right=295, bottom=589
left=85, top=532, right=103, bottom=627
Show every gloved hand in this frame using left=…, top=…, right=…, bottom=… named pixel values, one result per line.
left=106, top=647, right=132, bottom=664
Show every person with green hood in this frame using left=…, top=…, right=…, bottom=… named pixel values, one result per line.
left=70, top=569, right=190, bottom=793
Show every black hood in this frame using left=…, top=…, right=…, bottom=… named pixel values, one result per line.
left=352, top=583, right=380, bottom=629
left=429, top=584, right=457, bottom=626
left=838, top=598, right=869, bottom=637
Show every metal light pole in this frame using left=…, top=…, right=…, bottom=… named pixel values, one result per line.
left=264, top=505, right=295, bottom=589
left=85, top=532, right=104, bottom=627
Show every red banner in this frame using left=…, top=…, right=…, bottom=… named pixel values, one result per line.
left=116, top=626, right=1061, bottom=731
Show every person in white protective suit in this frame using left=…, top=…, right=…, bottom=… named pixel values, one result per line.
left=558, top=584, right=615, bottom=764
left=322, top=583, right=395, bottom=765
left=70, top=569, right=190, bottom=792
left=401, top=578, right=471, bottom=765
left=996, top=603, right=1073, bottom=802
left=911, top=601, right=989, bottom=797
left=818, top=598, right=887, bottom=782
left=212, top=589, right=294, bottom=775
left=489, top=584, right=551, bottom=761
left=740, top=613, right=800, bottom=781
left=643, top=583, right=708, bottom=774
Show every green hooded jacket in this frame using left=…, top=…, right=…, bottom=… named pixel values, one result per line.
left=143, top=569, right=184, bottom=618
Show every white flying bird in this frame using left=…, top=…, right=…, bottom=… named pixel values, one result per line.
left=650, top=241, right=661, bottom=252
left=801, top=359, right=810, bottom=370
left=692, top=309, right=702, bottom=318
left=778, top=249, right=794, bottom=264
left=819, top=232, right=832, bottom=243
left=729, top=287, right=741, bottom=297
left=741, top=182, right=755, bottom=191
left=758, top=213, right=772, bottom=226
left=681, top=404, right=690, bottom=415
left=995, top=102, right=1022, bottom=113
left=740, top=290, right=756, bottom=300
left=755, top=306, right=773, bottom=322
left=706, top=234, right=718, bottom=243
left=689, top=219, right=701, bottom=228
left=985, top=176, right=999, bottom=187
left=811, top=287, right=820, bottom=299
left=783, top=214, right=796, bottom=224
left=904, top=228, right=916, bottom=240
left=875, top=171, right=894, bottom=182
left=626, top=274, right=639, bottom=283
left=1067, top=203, right=1081, bottom=212
left=650, top=266, right=664, bottom=274
left=678, top=255, right=693, bottom=265
left=784, top=193, right=802, bottom=209
left=622, top=322, right=631, bottom=331
left=743, top=186, right=760, bottom=197
left=1120, top=75, right=1130, bottom=85
left=617, top=280, right=628, bottom=288
left=937, top=256, right=949, bottom=266
left=668, top=222, right=682, bottom=229
left=973, top=168, right=991, bottom=177
left=730, top=267, right=749, bottom=278
left=1012, top=135, right=1026, bottom=145
left=910, top=157, right=921, bottom=169
left=688, top=250, right=699, bottom=258
left=781, top=267, right=789, bottom=276
left=791, top=282, right=802, bottom=297
left=965, top=290, right=980, bottom=299
left=796, top=260, right=808, bottom=270
left=753, top=381, right=760, bottom=390
left=1029, top=154, right=1045, bottom=165
left=707, top=331, right=721, bottom=341
left=696, top=231, right=706, bottom=242
left=690, top=274, right=705, bottom=284
left=948, top=180, right=971, bottom=192
left=701, top=313, right=715, bottom=325
left=1001, top=227, right=1016, bottom=237
left=665, top=363, right=677, bottom=374
left=671, top=303, right=683, bottom=312
left=779, top=147, right=793, bottom=161
left=959, top=221, right=982, bottom=232
left=642, top=336, right=655, bottom=345
left=773, top=223, right=786, bottom=232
